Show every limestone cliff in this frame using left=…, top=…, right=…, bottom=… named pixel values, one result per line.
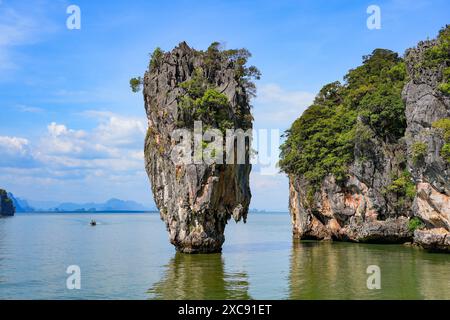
left=141, top=42, right=258, bottom=253
left=403, top=31, right=450, bottom=252
left=281, top=26, right=449, bottom=252
left=0, top=189, right=15, bottom=216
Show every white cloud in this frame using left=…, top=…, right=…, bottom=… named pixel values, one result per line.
left=34, top=112, right=146, bottom=174
left=44, top=122, right=87, bottom=154
left=0, top=111, right=147, bottom=177
left=0, top=136, right=30, bottom=155
left=0, top=135, right=36, bottom=167
left=39, top=111, right=146, bottom=164
left=92, top=112, right=146, bottom=147
left=253, top=83, right=315, bottom=128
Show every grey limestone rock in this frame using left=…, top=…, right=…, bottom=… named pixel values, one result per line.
left=142, top=42, right=256, bottom=253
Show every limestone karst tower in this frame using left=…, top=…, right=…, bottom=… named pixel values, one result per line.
left=141, top=42, right=259, bottom=253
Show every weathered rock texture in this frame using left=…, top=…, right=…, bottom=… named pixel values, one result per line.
left=0, top=189, right=15, bottom=216
left=403, top=37, right=450, bottom=251
left=287, top=29, right=449, bottom=251
left=143, top=43, right=254, bottom=253
left=414, top=228, right=450, bottom=252
left=288, top=149, right=413, bottom=243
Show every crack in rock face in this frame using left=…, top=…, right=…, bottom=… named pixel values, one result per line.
left=142, top=42, right=257, bottom=253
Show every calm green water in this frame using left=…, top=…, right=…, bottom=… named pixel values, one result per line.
left=0, top=213, right=449, bottom=299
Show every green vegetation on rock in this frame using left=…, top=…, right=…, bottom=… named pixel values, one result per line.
left=177, top=68, right=234, bottom=132
left=385, top=170, right=416, bottom=201
left=441, top=144, right=450, bottom=163
left=432, top=118, right=450, bottom=140
left=150, top=47, right=165, bottom=70
left=176, top=43, right=260, bottom=132
left=130, top=77, right=143, bottom=93
left=203, top=42, right=261, bottom=97
left=129, top=48, right=166, bottom=93
left=408, top=217, right=425, bottom=232
left=411, top=141, right=427, bottom=164
left=422, top=25, right=450, bottom=95
left=432, top=117, right=450, bottom=163
left=280, top=49, right=407, bottom=188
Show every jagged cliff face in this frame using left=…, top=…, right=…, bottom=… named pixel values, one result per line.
left=143, top=43, right=256, bottom=253
left=288, top=155, right=412, bottom=243
left=0, top=189, right=15, bottom=216
left=284, top=27, right=450, bottom=251
left=403, top=37, right=450, bottom=251
left=284, top=49, right=413, bottom=243
left=287, top=122, right=414, bottom=243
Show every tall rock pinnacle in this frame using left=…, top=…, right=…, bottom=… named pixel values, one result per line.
left=141, top=42, right=259, bottom=253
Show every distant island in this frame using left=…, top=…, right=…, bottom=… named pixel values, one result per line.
left=3, top=192, right=277, bottom=214
left=0, top=189, right=15, bottom=216
left=6, top=193, right=156, bottom=213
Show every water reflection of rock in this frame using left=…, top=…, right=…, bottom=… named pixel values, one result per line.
left=148, top=253, right=251, bottom=300
left=287, top=240, right=444, bottom=299
left=416, top=254, right=450, bottom=299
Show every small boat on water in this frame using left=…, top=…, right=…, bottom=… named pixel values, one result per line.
left=90, top=220, right=97, bottom=226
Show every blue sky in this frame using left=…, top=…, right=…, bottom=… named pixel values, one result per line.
left=0, top=0, right=449, bottom=210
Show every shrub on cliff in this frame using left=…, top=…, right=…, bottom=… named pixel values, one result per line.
left=280, top=49, right=407, bottom=188
left=221, top=46, right=261, bottom=97
left=408, top=217, right=425, bottom=232
left=412, top=141, right=427, bottom=164
left=423, top=25, right=450, bottom=95
left=177, top=67, right=234, bottom=132
left=387, top=170, right=416, bottom=200
left=432, top=118, right=450, bottom=163
left=129, top=48, right=166, bottom=93
left=176, top=43, right=260, bottom=131
left=346, top=49, right=407, bottom=141
left=150, top=47, right=165, bottom=70
left=129, top=77, right=143, bottom=93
